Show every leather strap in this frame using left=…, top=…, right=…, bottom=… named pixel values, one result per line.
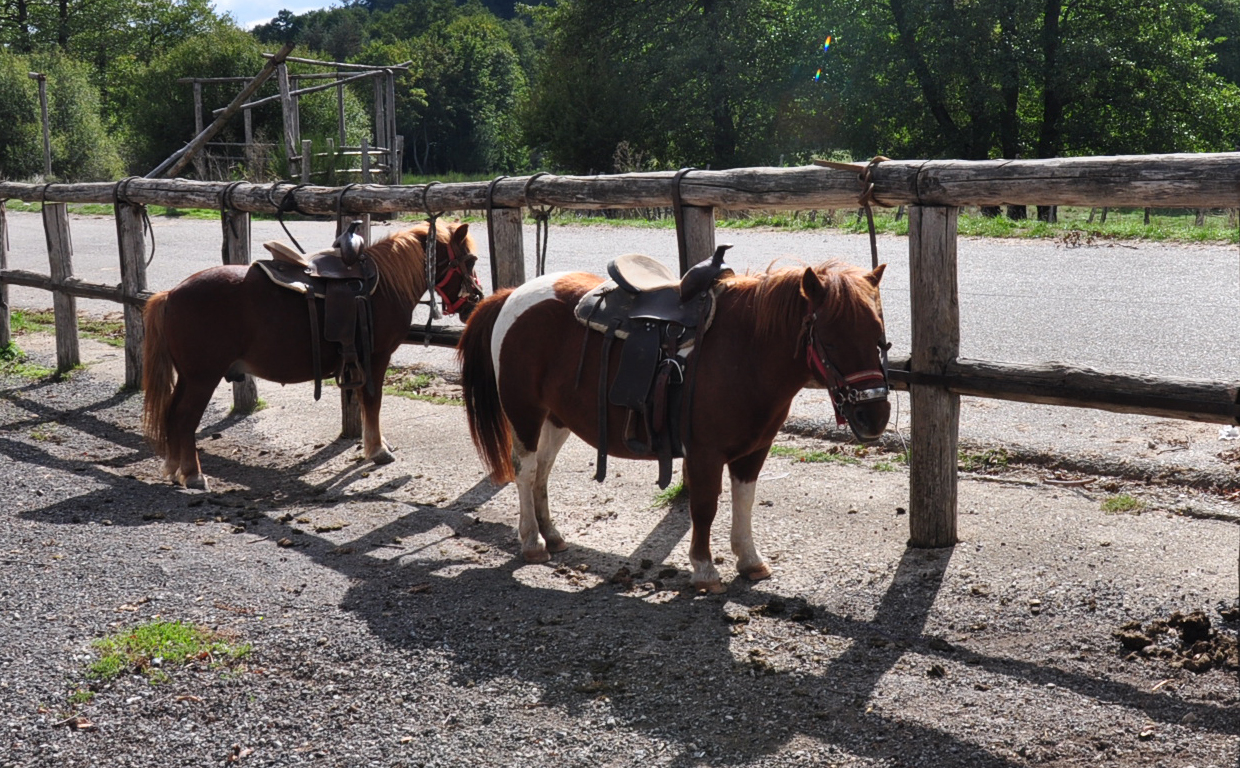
left=306, top=289, right=322, bottom=401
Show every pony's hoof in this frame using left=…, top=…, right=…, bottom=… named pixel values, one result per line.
left=740, top=562, right=773, bottom=581
left=545, top=537, right=569, bottom=553
left=370, top=449, right=396, bottom=466
left=692, top=579, right=726, bottom=594
left=182, top=474, right=210, bottom=492
left=522, top=547, right=551, bottom=564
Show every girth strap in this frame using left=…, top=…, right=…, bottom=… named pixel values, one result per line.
left=306, top=289, right=322, bottom=401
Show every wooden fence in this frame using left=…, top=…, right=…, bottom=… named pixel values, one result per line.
left=1, top=152, right=1238, bottom=548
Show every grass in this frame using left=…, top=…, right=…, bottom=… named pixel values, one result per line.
left=0, top=343, right=56, bottom=379
left=769, top=444, right=861, bottom=465
left=86, top=620, right=251, bottom=685
left=384, top=366, right=461, bottom=405
left=958, top=447, right=1010, bottom=472
left=1101, top=494, right=1146, bottom=515
left=10, top=310, right=125, bottom=348
left=653, top=479, right=687, bottom=507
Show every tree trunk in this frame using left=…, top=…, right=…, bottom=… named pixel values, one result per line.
left=1007, top=205, right=1027, bottom=220
left=1036, top=0, right=1065, bottom=160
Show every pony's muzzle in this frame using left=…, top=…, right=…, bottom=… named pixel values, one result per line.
left=844, top=398, right=891, bottom=443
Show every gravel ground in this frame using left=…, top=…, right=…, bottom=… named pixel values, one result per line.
left=0, top=331, right=1237, bottom=768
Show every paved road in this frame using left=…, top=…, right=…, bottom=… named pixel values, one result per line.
left=4, top=211, right=1239, bottom=480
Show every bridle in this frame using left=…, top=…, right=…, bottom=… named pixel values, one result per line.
left=799, top=301, right=891, bottom=438
left=431, top=233, right=484, bottom=315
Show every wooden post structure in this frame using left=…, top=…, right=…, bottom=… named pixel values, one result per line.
left=42, top=201, right=79, bottom=372
left=360, top=138, right=371, bottom=182
left=221, top=205, right=258, bottom=413
left=28, top=73, right=52, bottom=177
left=386, top=71, right=399, bottom=184
left=488, top=207, right=526, bottom=290
left=191, top=82, right=206, bottom=178
left=301, top=139, right=312, bottom=184
left=114, top=202, right=147, bottom=389
left=677, top=206, right=716, bottom=274
left=0, top=201, right=9, bottom=348
left=907, top=205, right=960, bottom=547
left=278, top=63, right=298, bottom=164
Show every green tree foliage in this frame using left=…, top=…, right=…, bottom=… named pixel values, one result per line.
left=523, top=0, right=821, bottom=173
left=818, top=0, right=1240, bottom=160
left=0, top=49, right=122, bottom=180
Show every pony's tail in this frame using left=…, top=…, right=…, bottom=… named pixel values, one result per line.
left=141, top=291, right=174, bottom=457
left=458, top=289, right=515, bottom=484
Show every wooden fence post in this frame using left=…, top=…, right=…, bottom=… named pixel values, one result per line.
left=677, top=206, right=716, bottom=274
left=907, top=205, right=960, bottom=548
left=301, top=139, right=312, bottom=184
left=0, top=201, right=9, bottom=349
left=488, top=207, right=526, bottom=290
left=42, top=202, right=79, bottom=372
left=221, top=207, right=258, bottom=413
left=115, top=203, right=147, bottom=389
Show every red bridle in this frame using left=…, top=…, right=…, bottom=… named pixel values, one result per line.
left=432, top=239, right=484, bottom=315
left=801, top=309, right=890, bottom=429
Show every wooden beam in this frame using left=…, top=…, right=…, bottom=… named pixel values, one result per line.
left=148, top=42, right=294, bottom=179
left=114, top=203, right=147, bottom=389
left=907, top=205, right=960, bottom=549
left=488, top=207, right=526, bottom=290
left=221, top=207, right=259, bottom=414
left=0, top=202, right=9, bottom=348
left=41, top=203, right=79, bottom=372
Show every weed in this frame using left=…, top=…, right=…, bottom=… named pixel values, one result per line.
left=959, top=448, right=1010, bottom=472
left=0, top=343, right=55, bottom=379
left=769, top=444, right=861, bottom=465
left=653, top=479, right=687, bottom=507
left=66, top=689, right=95, bottom=706
left=1102, top=494, right=1146, bottom=515
left=385, top=367, right=460, bottom=405
left=873, top=461, right=899, bottom=472
left=86, top=620, right=251, bottom=684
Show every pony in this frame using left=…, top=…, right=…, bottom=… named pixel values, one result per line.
left=458, top=258, right=890, bottom=593
left=142, top=221, right=483, bottom=490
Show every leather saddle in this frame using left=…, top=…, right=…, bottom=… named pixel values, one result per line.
left=252, top=225, right=381, bottom=401
left=573, top=245, right=734, bottom=487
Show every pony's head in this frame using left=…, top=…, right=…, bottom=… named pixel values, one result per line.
left=431, top=222, right=485, bottom=322
left=799, top=262, right=891, bottom=442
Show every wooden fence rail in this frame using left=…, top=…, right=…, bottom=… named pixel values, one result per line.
left=2, top=152, right=1238, bottom=549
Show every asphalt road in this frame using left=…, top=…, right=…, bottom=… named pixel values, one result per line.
left=4, top=210, right=1239, bottom=478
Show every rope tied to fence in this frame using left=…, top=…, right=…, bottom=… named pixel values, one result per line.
left=524, top=172, right=554, bottom=277
left=671, top=167, right=697, bottom=275
left=268, top=182, right=310, bottom=254
left=113, top=176, right=156, bottom=268
left=218, top=180, right=247, bottom=265
left=420, top=182, right=443, bottom=341
left=485, top=175, right=508, bottom=291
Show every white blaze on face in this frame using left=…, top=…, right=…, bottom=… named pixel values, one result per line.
left=491, top=273, right=572, bottom=380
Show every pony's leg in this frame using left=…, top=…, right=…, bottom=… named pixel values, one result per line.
left=532, top=422, right=571, bottom=552
left=685, top=459, right=726, bottom=593
left=727, top=448, right=773, bottom=581
left=360, top=356, right=395, bottom=465
left=166, top=377, right=217, bottom=490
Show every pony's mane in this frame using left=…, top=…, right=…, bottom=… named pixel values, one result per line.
left=726, top=260, right=880, bottom=344
left=362, top=221, right=473, bottom=307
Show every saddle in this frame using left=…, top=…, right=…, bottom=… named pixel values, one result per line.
left=253, top=222, right=380, bottom=401
left=574, top=245, right=734, bottom=488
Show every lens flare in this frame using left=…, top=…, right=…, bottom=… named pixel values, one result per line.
left=813, top=68, right=822, bottom=81
left=823, top=35, right=833, bottom=52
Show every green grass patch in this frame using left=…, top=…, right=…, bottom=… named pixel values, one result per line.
left=1101, top=494, right=1146, bottom=515
left=958, top=447, right=1010, bottom=472
left=86, top=620, right=250, bottom=684
left=769, top=444, right=861, bottom=465
left=0, top=343, right=56, bottom=379
left=653, top=478, right=687, bottom=507
left=10, top=310, right=125, bottom=348
left=384, top=367, right=460, bottom=405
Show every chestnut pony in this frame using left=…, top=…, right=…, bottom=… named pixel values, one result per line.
left=458, top=259, right=890, bottom=592
left=143, top=221, right=482, bottom=490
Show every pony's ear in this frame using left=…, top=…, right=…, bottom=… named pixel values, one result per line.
left=867, top=263, right=886, bottom=286
left=451, top=223, right=470, bottom=244
left=800, top=267, right=825, bottom=306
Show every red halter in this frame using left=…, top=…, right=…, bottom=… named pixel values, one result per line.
left=433, top=240, right=484, bottom=315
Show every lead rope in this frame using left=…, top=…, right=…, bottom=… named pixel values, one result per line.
left=421, top=182, right=443, bottom=346
left=268, top=182, right=309, bottom=254
left=671, top=167, right=696, bottom=275
left=524, top=172, right=553, bottom=277
left=486, top=175, right=508, bottom=290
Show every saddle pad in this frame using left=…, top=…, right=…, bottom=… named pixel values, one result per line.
left=262, top=240, right=312, bottom=267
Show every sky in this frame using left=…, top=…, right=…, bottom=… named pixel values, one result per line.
left=213, top=0, right=333, bottom=30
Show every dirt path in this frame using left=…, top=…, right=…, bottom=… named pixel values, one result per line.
left=0, top=333, right=1236, bottom=767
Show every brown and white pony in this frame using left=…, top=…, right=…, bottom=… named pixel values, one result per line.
left=458, top=259, right=890, bottom=592
left=143, top=221, right=482, bottom=490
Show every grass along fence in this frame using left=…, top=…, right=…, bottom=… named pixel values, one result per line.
left=1, top=152, right=1238, bottom=547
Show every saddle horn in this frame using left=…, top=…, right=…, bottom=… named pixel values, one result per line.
left=334, top=220, right=367, bottom=266
left=679, top=243, right=734, bottom=300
